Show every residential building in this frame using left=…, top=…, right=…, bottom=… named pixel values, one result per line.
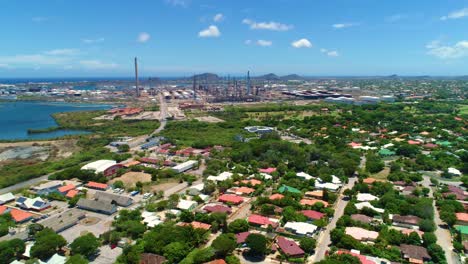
left=16, top=197, right=51, bottom=211
left=278, top=185, right=301, bottom=194
left=301, top=210, right=325, bottom=221
left=345, top=227, right=379, bottom=242
left=94, top=191, right=133, bottom=207
left=248, top=214, right=279, bottom=228
left=300, top=198, right=329, bottom=207
left=177, top=199, right=198, bottom=211
left=139, top=253, right=167, bottom=264
left=218, top=194, right=244, bottom=205
left=284, top=221, right=318, bottom=236
left=269, top=193, right=284, bottom=200
left=351, top=214, right=374, bottom=224
left=76, top=199, right=117, bottom=215
left=0, top=205, right=34, bottom=223
left=202, top=204, right=232, bottom=214
left=399, top=244, right=431, bottom=263
left=392, top=215, right=421, bottom=229
left=357, top=193, right=379, bottom=202
left=355, top=202, right=384, bottom=213
left=276, top=236, right=305, bottom=258
left=235, top=231, right=250, bottom=244
left=456, top=213, right=468, bottom=225
left=0, top=192, right=15, bottom=205
left=85, top=181, right=109, bottom=190
left=207, top=171, right=233, bottom=182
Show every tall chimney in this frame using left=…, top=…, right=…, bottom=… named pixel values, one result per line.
left=134, top=57, right=139, bottom=97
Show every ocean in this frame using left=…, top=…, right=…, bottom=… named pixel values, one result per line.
left=0, top=101, right=112, bottom=140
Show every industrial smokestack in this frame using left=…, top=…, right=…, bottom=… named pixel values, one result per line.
left=134, top=57, right=139, bottom=97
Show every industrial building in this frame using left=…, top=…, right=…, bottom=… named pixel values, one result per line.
left=172, top=160, right=198, bottom=173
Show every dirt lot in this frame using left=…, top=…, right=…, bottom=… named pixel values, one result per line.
left=109, top=171, right=152, bottom=187
left=149, top=180, right=179, bottom=193
left=0, top=139, right=79, bottom=160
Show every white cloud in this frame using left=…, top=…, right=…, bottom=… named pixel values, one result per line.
left=441, top=8, right=468, bottom=20
left=321, top=49, right=339, bottom=57
left=82, top=38, right=105, bottom=44
left=426, top=40, right=468, bottom=59
left=32, top=17, right=48, bottom=23
left=198, top=25, right=220, bottom=37
left=242, top=18, right=293, bottom=31
left=0, top=54, right=70, bottom=66
left=256, top=40, right=272, bottom=46
left=79, top=60, right=118, bottom=69
left=291, top=38, right=312, bottom=48
left=332, top=23, right=356, bottom=29
left=44, top=49, right=80, bottom=56
left=137, top=32, right=151, bottom=43
left=213, top=13, right=224, bottom=22
left=165, top=0, right=189, bottom=7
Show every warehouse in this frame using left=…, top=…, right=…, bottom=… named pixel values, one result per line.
left=81, top=160, right=123, bottom=177
left=172, top=160, right=198, bottom=173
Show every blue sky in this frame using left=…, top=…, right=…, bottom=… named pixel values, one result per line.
left=0, top=0, right=468, bottom=77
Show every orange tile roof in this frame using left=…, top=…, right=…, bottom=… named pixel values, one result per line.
left=10, top=208, right=34, bottom=222
left=305, top=190, right=324, bottom=198
left=58, top=184, right=75, bottom=193
left=190, top=221, right=211, bottom=230
left=300, top=199, right=329, bottom=207
left=206, top=260, right=227, bottom=264
left=123, top=160, right=141, bottom=167
left=86, top=181, right=108, bottom=190
left=241, top=179, right=262, bottom=186
left=456, top=213, right=468, bottom=222
left=236, top=187, right=255, bottom=194
left=66, top=189, right=79, bottom=198
left=0, top=205, right=7, bottom=214
left=269, top=193, right=284, bottom=200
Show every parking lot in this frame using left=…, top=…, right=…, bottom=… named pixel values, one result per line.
left=60, top=210, right=115, bottom=243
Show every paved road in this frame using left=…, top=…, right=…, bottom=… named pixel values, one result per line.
left=422, top=176, right=460, bottom=264
left=309, top=177, right=357, bottom=263
left=0, top=171, right=55, bottom=195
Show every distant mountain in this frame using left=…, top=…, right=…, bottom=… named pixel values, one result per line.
left=256, top=73, right=280, bottom=80
left=280, top=74, right=305, bottom=80
left=192, top=73, right=219, bottom=82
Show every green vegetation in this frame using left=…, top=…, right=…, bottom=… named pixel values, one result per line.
left=0, top=239, right=25, bottom=263
left=70, top=233, right=100, bottom=259
left=30, top=228, right=67, bottom=261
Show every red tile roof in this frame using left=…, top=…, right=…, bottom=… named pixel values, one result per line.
left=58, top=184, right=75, bottom=193
left=408, top=140, right=421, bottom=145
left=203, top=204, right=232, bottom=214
left=301, top=210, right=325, bottom=220
left=259, top=167, right=276, bottom=174
left=300, top=198, right=329, bottom=207
left=206, top=260, right=226, bottom=264
left=66, top=189, right=79, bottom=198
left=218, top=194, right=244, bottom=204
left=235, top=231, right=251, bottom=244
left=276, top=237, right=304, bottom=257
left=336, top=250, right=376, bottom=264
left=190, top=221, right=211, bottom=230
left=236, top=187, right=255, bottom=195
left=0, top=205, right=7, bottom=214
left=248, top=214, right=278, bottom=227
left=456, top=213, right=468, bottom=222
left=86, top=181, right=108, bottom=190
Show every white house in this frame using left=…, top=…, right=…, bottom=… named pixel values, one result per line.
left=284, top=222, right=318, bottom=236
left=188, top=183, right=204, bottom=196
left=177, top=199, right=198, bottom=211
left=448, top=167, right=462, bottom=177
left=297, top=172, right=313, bottom=181
left=0, top=192, right=15, bottom=205
left=357, top=193, right=379, bottom=202
left=355, top=202, right=385, bottom=213
left=207, top=171, right=233, bottom=182
left=172, top=160, right=198, bottom=173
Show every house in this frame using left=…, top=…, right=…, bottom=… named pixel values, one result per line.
left=187, top=221, right=211, bottom=230
left=206, top=260, right=227, bottom=264
left=94, top=191, right=133, bottom=207
left=399, top=244, right=431, bottom=263
left=259, top=167, right=276, bottom=174
left=456, top=213, right=468, bottom=225
left=30, top=181, right=63, bottom=195
left=284, top=222, right=318, bottom=236
left=39, top=209, right=86, bottom=232
left=240, top=179, right=262, bottom=187
left=76, top=198, right=117, bottom=215
left=248, top=214, right=279, bottom=228
left=172, top=160, right=198, bottom=173
left=218, top=194, right=244, bottom=205
left=357, top=193, right=379, bottom=202
left=177, top=200, right=198, bottom=211
left=401, top=229, right=424, bottom=238
left=362, top=178, right=384, bottom=185
left=301, top=210, right=325, bottom=221
left=140, top=253, right=167, bottom=264
left=142, top=212, right=163, bottom=228
left=278, top=185, right=301, bottom=194
left=269, top=193, right=284, bottom=200
left=392, top=215, right=421, bottom=229
left=276, top=237, right=305, bottom=258
left=139, top=158, right=159, bottom=164
left=351, top=214, right=374, bottom=224
left=305, top=190, right=324, bottom=199
left=379, top=149, right=396, bottom=156
left=296, top=172, right=313, bottom=180
left=236, top=231, right=250, bottom=244
left=188, top=183, right=204, bottom=196
left=355, top=202, right=384, bottom=213
left=300, top=199, right=329, bottom=207
left=314, top=180, right=340, bottom=192
left=66, top=190, right=79, bottom=198
left=203, top=204, right=232, bottom=214
left=448, top=167, right=462, bottom=177
left=443, top=185, right=467, bottom=200
left=207, top=172, right=233, bottom=182
left=345, top=227, right=379, bottom=242
left=16, top=197, right=51, bottom=211
left=81, top=160, right=123, bottom=177
left=0, top=192, right=15, bottom=205
left=0, top=205, right=34, bottom=223
left=57, top=184, right=75, bottom=195
left=231, top=186, right=255, bottom=196
left=85, top=181, right=109, bottom=190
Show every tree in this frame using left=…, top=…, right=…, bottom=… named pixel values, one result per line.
left=428, top=244, right=447, bottom=264
left=66, top=254, right=89, bottom=264
left=212, top=234, right=237, bottom=257
left=419, top=219, right=435, bottom=232
left=113, top=180, right=125, bottom=189
left=316, top=253, right=361, bottom=264
left=70, top=233, right=100, bottom=259
left=245, top=234, right=268, bottom=256
left=117, top=144, right=130, bottom=153
left=228, top=219, right=249, bottom=233
left=226, top=255, right=241, bottom=264
left=30, top=228, right=67, bottom=261
left=163, top=242, right=190, bottom=263
left=0, top=239, right=25, bottom=264
left=299, top=237, right=316, bottom=253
